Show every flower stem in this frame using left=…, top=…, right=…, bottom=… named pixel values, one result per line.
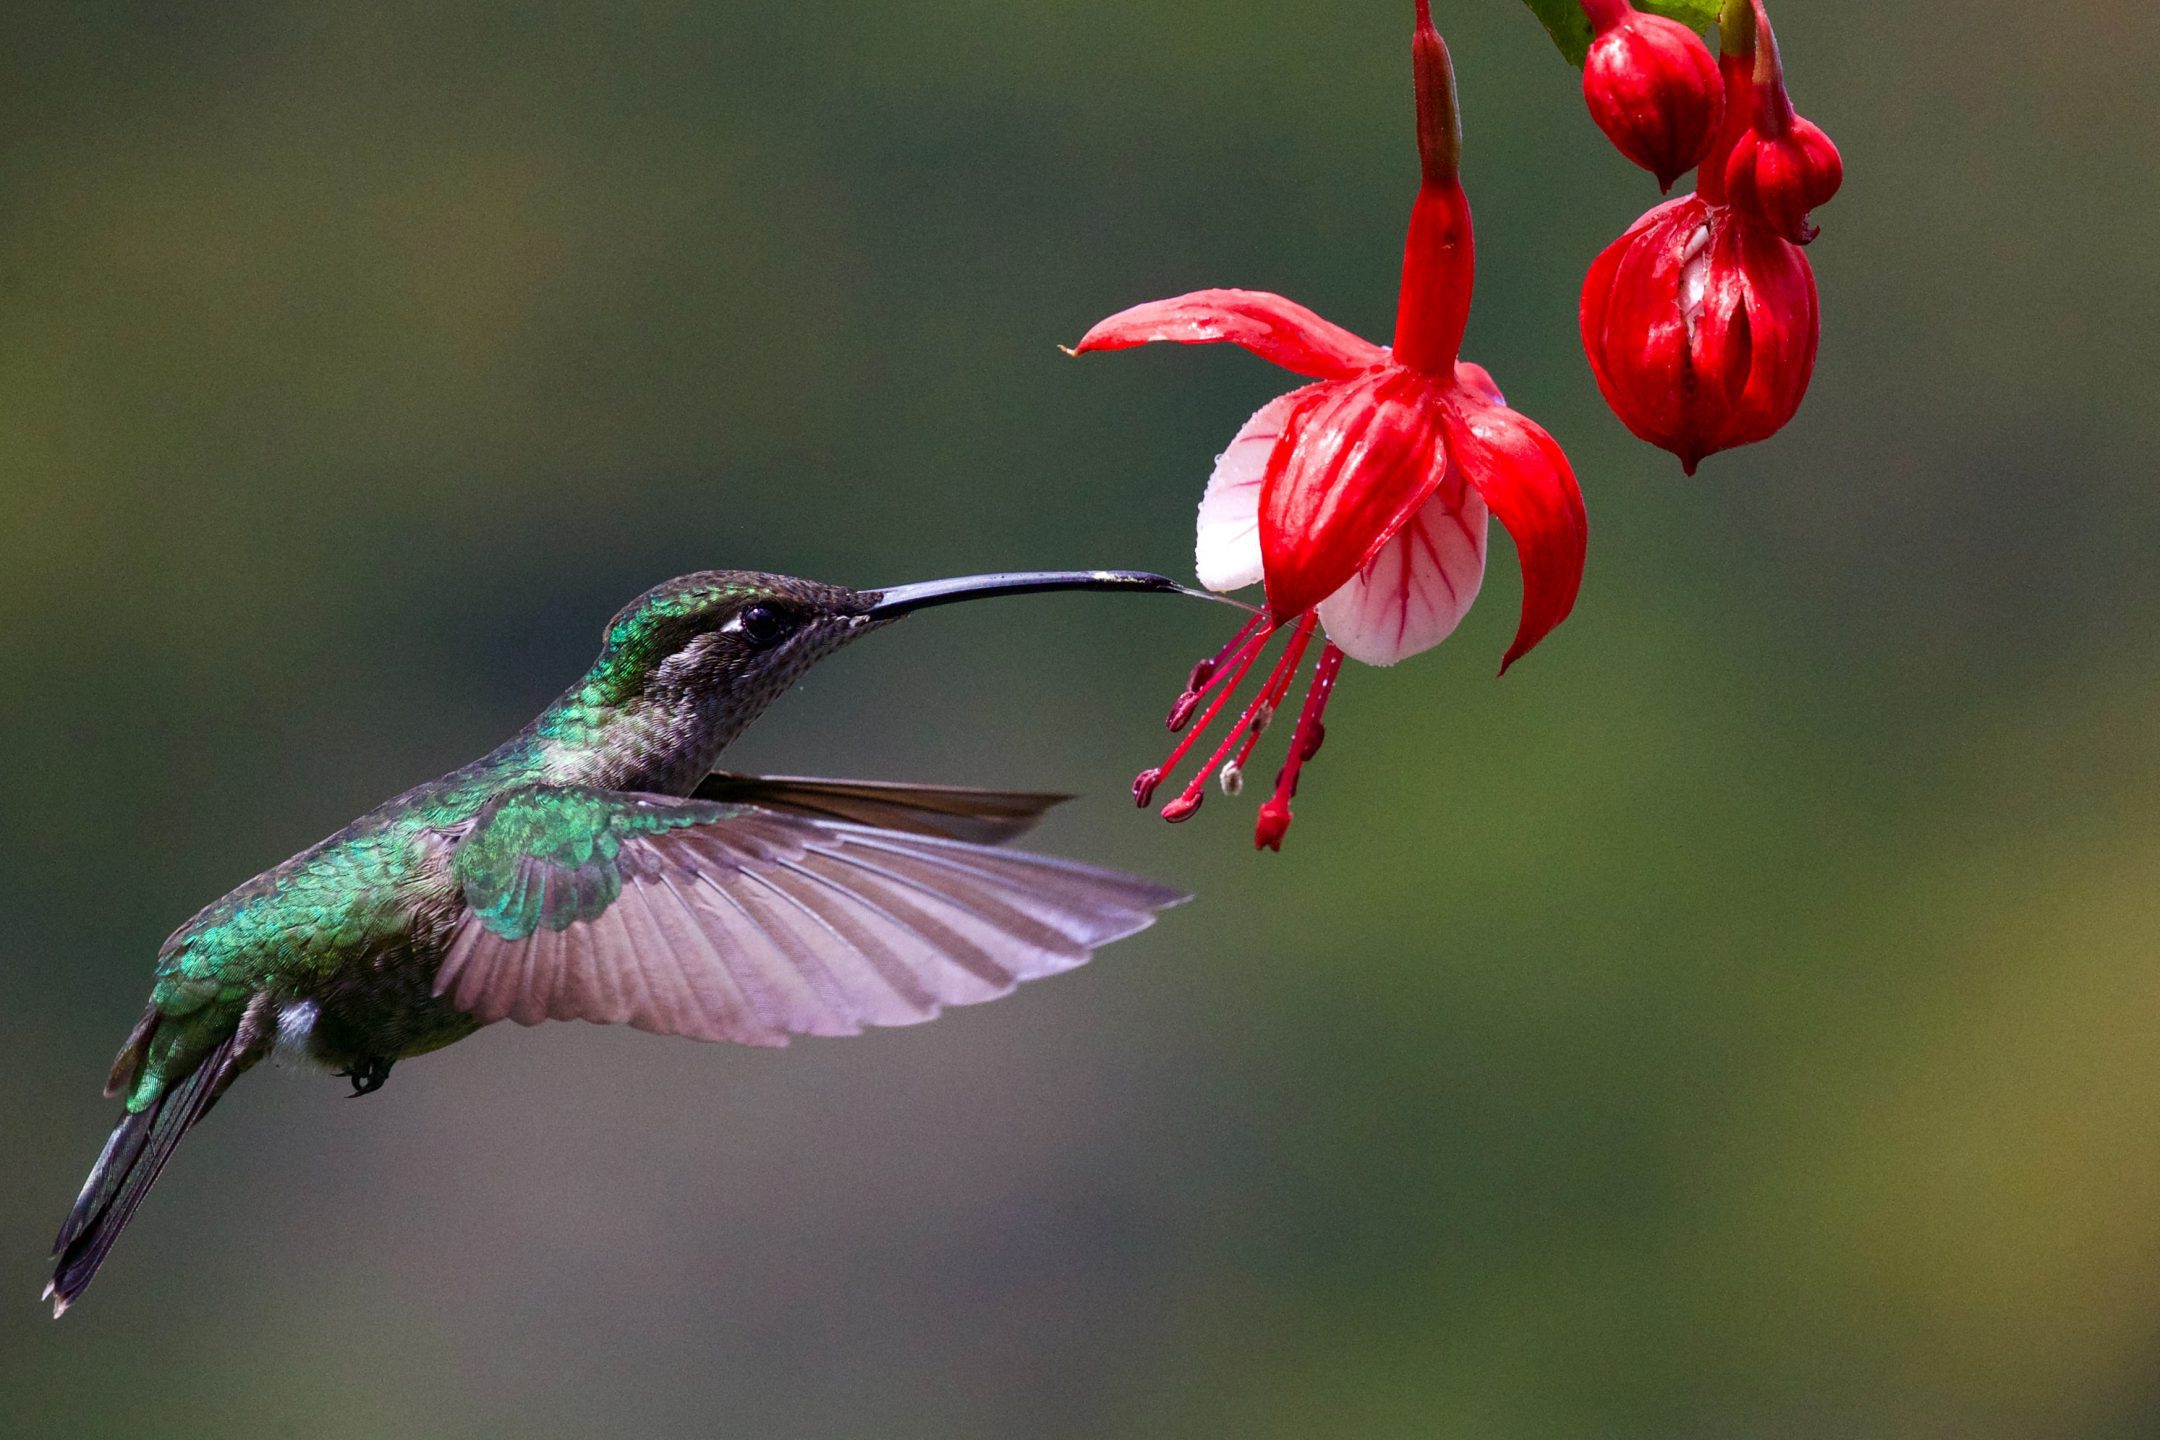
left=1578, top=0, right=1633, bottom=35
left=1698, top=0, right=1758, bottom=204
left=1393, top=2, right=1473, bottom=374
left=1718, top=0, right=1755, bottom=58
left=1411, top=1, right=1460, bottom=187
left=1748, top=0, right=1796, bottom=135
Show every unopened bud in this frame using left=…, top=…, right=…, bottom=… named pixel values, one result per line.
left=1579, top=194, right=1818, bottom=473
left=1724, top=114, right=1841, bottom=245
left=1580, top=1, right=1723, bottom=192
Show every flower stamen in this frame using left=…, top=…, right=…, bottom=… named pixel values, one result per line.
left=1135, top=619, right=1276, bottom=809
left=1255, top=643, right=1346, bottom=851
left=1158, top=624, right=1320, bottom=822
left=1167, top=610, right=1270, bottom=732
left=1230, top=617, right=1316, bottom=776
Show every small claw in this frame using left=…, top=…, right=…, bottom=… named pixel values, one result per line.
left=339, top=1058, right=394, bottom=1097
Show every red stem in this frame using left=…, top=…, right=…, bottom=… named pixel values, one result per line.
left=1393, top=4, right=1473, bottom=374
left=1410, top=2, right=1460, bottom=187
left=1578, top=0, right=1633, bottom=34
left=1696, top=37, right=1754, bottom=203
left=1749, top=0, right=1796, bottom=135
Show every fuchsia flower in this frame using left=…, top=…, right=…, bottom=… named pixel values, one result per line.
left=1721, top=4, right=1842, bottom=245
left=1580, top=0, right=1723, bottom=192
left=1578, top=0, right=1834, bottom=473
left=1072, top=1, right=1587, bottom=851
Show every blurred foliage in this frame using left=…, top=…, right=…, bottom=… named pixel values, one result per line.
left=1, top=0, right=2156, bottom=1437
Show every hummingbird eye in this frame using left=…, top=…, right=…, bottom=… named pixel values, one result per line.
left=736, top=603, right=789, bottom=648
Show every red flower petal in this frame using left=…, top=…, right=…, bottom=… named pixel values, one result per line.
left=1257, top=369, right=1450, bottom=620
left=1072, top=289, right=1386, bottom=381
left=1440, top=390, right=1587, bottom=673
left=1314, top=467, right=1489, bottom=667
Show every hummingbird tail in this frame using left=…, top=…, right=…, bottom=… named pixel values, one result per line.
left=47, top=1025, right=249, bottom=1317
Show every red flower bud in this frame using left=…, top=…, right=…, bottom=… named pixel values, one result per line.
left=1724, top=114, right=1840, bottom=244
left=1579, top=0, right=1722, bottom=192
left=1578, top=193, right=1817, bottom=474
left=1721, top=1, right=1842, bottom=243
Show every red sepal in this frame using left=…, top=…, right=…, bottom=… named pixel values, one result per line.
left=1072, top=289, right=1384, bottom=381
left=1256, top=370, right=1450, bottom=620
left=1439, top=382, right=1586, bottom=673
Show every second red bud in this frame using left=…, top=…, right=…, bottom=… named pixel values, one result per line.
left=1580, top=0, right=1723, bottom=193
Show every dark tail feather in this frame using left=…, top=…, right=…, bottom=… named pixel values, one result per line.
left=47, top=1028, right=241, bottom=1317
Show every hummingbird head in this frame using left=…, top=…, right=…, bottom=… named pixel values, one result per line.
left=593, top=571, right=874, bottom=713
left=557, top=568, right=1205, bottom=789
left=595, top=567, right=1195, bottom=706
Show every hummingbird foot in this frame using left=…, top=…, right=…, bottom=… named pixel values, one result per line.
left=336, top=1056, right=394, bottom=1097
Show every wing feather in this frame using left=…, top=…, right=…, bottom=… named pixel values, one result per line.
left=767, top=860, right=947, bottom=1018
left=436, top=786, right=1186, bottom=1046
left=691, top=773, right=1067, bottom=845
left=749, top=865, right=938, bottom=1026
left=792, top=849, right=1016, bottom=995
left=687, top=857, right=840, bottom=1038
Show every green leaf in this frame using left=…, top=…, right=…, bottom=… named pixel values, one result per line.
left=1521, top=0, right=1722, bottom=68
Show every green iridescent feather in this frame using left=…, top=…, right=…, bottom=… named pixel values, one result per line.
left=453, top=789, right=744, bottom=940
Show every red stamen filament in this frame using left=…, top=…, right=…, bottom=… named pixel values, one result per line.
left=1228, top=617, right=1316, bottom=782
left=1168, top=610, right=1269, bottom=732
left=1134, top=620, right=1275, bottom=807
left=1162, top=654, right=1296, bottom=821
left=1141, top=619, right=1349, bottom=849
left=1255, top=643, right=1346, bottom=851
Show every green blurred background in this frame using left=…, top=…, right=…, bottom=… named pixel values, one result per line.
left=3, top=0, right=2156, bottom=1434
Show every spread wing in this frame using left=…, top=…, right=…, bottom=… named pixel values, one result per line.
left=689, top=772, right=1066, bottom=845
left=435, top=785, right=1185, bottom=1046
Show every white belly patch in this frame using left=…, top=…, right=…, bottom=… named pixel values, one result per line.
left=274, top=999, right=321, bottom=1060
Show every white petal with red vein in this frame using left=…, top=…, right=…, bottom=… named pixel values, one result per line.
left=1195, top=393, right=1305, bottom=593
left=1315, top=470, right=1489, bottom=667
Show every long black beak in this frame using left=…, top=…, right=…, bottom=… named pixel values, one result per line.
left=865, top=569, right=1217, bottom=619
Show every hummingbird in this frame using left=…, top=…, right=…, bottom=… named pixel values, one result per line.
left=48, top=567, right=1199, bottom=1316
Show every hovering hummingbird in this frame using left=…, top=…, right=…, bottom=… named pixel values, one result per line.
left=49, top=567, right=1198, bottom=1316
